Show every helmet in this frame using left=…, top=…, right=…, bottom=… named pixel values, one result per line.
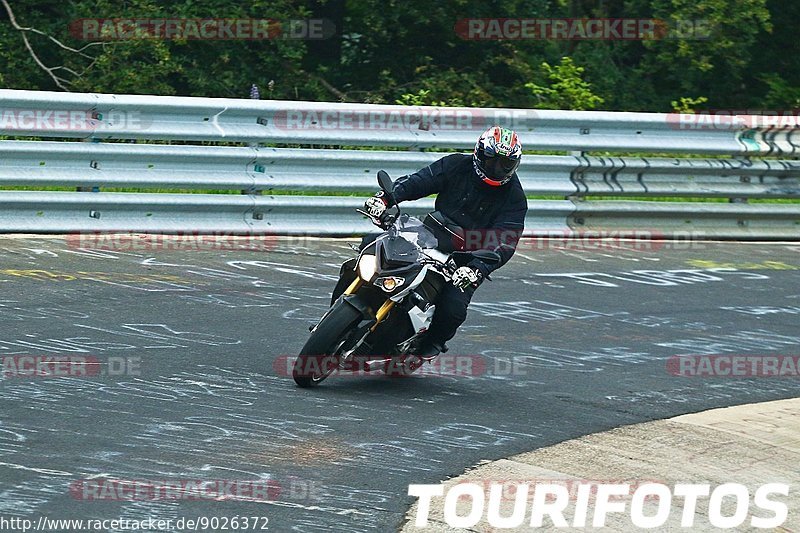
left=473, top=126, right=522, bottom=186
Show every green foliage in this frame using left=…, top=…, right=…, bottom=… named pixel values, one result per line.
left=525, top=57, right=604, bottom=110
left=0, top=0, right=794, bottom=113
left=70, top=40, right=180, bottom=95
left=671, top=96, right=709, bottom=113
left=396, top=90, right=446, bottom=106
left=635, top=0, right=772, bottom=108
left=761, top=74, right=800, bottom=108
left=395, top=87, right=473, bottom=107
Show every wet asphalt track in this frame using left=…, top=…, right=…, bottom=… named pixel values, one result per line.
left=0, top=235, right=799, bottom=532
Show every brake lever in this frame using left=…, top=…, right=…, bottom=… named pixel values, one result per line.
left=419, top=258, right=449, bottom=275
left=356, top=208, right=385, bottom=228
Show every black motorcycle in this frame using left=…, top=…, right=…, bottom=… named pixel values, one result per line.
left=292, top=171, right=500, bottom=387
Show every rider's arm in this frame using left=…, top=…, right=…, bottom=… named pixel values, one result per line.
left=469, top=182, right=528, bottom=276
left=391, top=154, right=459, bottom=203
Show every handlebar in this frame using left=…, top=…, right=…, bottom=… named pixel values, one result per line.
left=355, top=205, right=400, bottom=230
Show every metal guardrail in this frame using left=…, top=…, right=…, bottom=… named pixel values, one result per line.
left=1, top=89, right=798, bottom=155
left=0, top=89, right=798, bottom=238
left=0, top=193, right=574, bottom=235
left=1, top=189, right=793, bottom=238
left=0, top=141, right=797, bottom=197
left=571, top=201, right=800, bottom=239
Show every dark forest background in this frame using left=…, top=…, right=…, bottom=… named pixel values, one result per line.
left=0, top=0, right=797, bottom=112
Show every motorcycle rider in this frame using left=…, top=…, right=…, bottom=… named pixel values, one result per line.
left=333, top=126, right=528, bottom=357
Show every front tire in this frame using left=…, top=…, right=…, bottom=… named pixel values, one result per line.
left=293, top=300, right=363, bottom=388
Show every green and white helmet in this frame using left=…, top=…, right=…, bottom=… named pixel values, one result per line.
left=473, top=126, right=522, bottom=186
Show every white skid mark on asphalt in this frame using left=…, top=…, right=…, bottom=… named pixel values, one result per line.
left=61, top=248, right=123, bottom=259
left=227, top=260, right=338, bottom=280
left=140, top=257, right=197, bottom=268
left=0, top=462, right=72, bottom=476
left=555, top=249, right=599, bottom=262
left=511, top=252, right=543, bottom=263
left=251, top=499, right=377, bottom=517
left=21, top=248, right=58, bottom=257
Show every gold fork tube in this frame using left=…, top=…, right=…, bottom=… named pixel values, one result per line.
left=371, top=300, right=395, bottom=331
left=344, top=277, right=363, bottom=295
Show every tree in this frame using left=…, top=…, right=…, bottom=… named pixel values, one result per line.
left=0, top=0, right=791, bottom=114
left=526, top=57, right=605, bottom=110
left=633, top=0, right=772, bottom=109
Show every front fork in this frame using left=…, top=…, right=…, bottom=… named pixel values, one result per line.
left=341, top=278, right=428, bottom=373
left=343, top=277, right=362, bottom=296
left=339, top=274, right=438, bottom=374
left=344, top=276, right=395, bottom=332
left=372, top=299, right=395, bottom=331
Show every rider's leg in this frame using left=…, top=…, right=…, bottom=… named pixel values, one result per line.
left=416, top=283, right=475, bottom=356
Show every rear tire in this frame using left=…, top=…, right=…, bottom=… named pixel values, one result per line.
left=293, top=301, right=363, bottom=388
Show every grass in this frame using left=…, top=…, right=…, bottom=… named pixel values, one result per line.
left=2, top=136, right=791, bottom=158
left=577, top=195, right=800, bottom=203
left=0, top=186, right=798, bottom=203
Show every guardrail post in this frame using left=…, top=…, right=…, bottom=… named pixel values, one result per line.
left=731, top=155, right=750, bottom=205
left=568, top=150, right=586, bottom=201
left=244, top=84, right=263, bottom=195
left=77, top=138, right=101, bottom=193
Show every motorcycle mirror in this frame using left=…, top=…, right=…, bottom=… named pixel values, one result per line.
left=472, top=250, right=502, bottom=265
left=377, top=170, right=396, bottom=205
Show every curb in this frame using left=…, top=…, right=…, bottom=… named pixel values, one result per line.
left=401, top=398, right=800, bottom=532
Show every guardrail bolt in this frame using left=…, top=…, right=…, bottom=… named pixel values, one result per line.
left=253, top=164, right=265, bottom=173
left=89, top=211, right=101, bottom=219
left=257, top=117, right=269, bottom=126
left=252, top=212, right=264, bottom=220
left=90, top=160, right=100, bottom=169
left=580, top=128, right=590, bottom=135
left=737, top=220, right=748, bottom=227
left=575, top=217, right=585, bottom=225
left=740, top=176, right=751, bottom=183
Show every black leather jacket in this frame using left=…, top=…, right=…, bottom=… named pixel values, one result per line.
left=391, top=153, right=527, bottom=275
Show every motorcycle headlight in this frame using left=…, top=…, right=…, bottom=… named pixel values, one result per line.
left=357, top=254, right=378, bottom=282
left=375, top=276, right=405, bottom=292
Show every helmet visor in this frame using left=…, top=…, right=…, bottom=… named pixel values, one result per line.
left=483, top=154, right=519, bottom=180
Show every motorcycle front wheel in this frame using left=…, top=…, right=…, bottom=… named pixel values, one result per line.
left=292, top=300, right=363, bottom=388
